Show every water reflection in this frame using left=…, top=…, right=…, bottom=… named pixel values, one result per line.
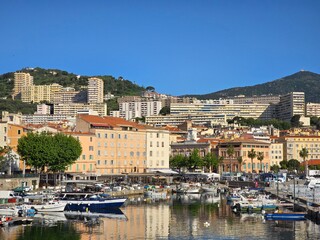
left=2, top=193, right=320, bottom=240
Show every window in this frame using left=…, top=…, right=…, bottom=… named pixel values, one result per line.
left=90, top=137, right=93, bottom=142
left=124, top=134, right=127, bottom=139
left=104, top=160, right=107, bottom=165
left=89, top=155, right=93, bottom=160
left=105, top=133, right=107, bottom=138
left=157, top=142, right=159, bottom=147
left=162, top=142, right=164, bottom=147
left=90, top=164, right=93, bottom=171
left=83, top=164, right=86, bottom=171
left=89, top=146, right=94, bottom=151
left=18, top=130, right=21, bottom=135
left=104, top=142, right=107, bottom=147
left=82, top=155, right=86, bottom=160
left=150, top=142, right=153, bottom=147
left=97, top=160, right=101, bottom=165
left=118, top=134, right=121, bottom=139
left=97, top=133, right=101, bottom=138
left=150, top=151, right=153, bottom=157
left=111, top=160, right=114, bottom=165
left=157, top=133, right=159, bottom=138
left=130, top=151, right=134, bottom=157
left=111, top=134, right=114, bottom=139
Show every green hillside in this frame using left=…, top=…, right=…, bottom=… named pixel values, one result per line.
left=0, top=67, right=145, bottom=97
left=186, top=71, right=320, bottom=103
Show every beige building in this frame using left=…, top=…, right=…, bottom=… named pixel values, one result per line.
left=88, top=77, right=104, bottom=103
left=53, top=103, right=107, bottom=116
left=66, top=132, right=97, bottom=176
left=306, top=102, right=320, bottom=117
left=74, top=115, right=170, bottom=176
left=278, top=135, right=320, bottom=162
left=21, top=84, right=62, bottom=103
left=13, top=72, right=34, bottom=98
left=277, top=92, right=305, bottom=122
left=269, top=142, right=283, bottom=166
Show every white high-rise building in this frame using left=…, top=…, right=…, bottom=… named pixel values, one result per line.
left=88, top=77, right=104, bottom=103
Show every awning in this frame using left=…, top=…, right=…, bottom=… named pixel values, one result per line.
left=150, top=169, right=179, bottom=175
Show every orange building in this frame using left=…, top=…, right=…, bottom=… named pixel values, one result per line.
left=218, top=139, right=271, bottom=173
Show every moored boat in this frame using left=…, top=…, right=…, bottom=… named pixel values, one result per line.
left=264, top=212, right=306, bottom=220
left=60, top=192, right=126, bottom=212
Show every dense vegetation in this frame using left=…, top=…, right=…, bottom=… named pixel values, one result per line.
left=185, top=71, right=320, bottom=103
left=0, top=99, right=37, bottom=114
left=0, top=67, right=145, bottom=114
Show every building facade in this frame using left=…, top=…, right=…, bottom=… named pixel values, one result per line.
left=277, top=92, right=305, bottom=122
left=13, top=72, right=34, bottom=98
left=87, top=77, right=104, bottom=104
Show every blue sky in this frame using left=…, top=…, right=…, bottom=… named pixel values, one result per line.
left=1, top=0, right=319, bottom=96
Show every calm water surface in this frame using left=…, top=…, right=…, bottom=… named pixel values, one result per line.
left=1, top=193, right=320, bottom=240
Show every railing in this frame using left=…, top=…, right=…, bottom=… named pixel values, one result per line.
left=0, top=173, right=39, bottom=179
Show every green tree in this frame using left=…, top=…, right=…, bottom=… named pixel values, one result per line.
left=270, top=164, right=280, bottom=173
left=203, top=153, right=218, bottom=173
left=279, top=160, right=288, bottom=169
left=291, top=115, right=302, bottom=128
left=248, top=149, right=256, bottom=173
left=17, top=132, right=82, bottom=174
left=257, top=152, right=264, bottom=172
left=287, top=159, right=300, bottom=172
left=170, top=154, right=187, bottom=173
left=159, top=106, right=170, bottom=115
left=188, top=149, right=203, bottom=171
left=299, top=147, right=309, bottom=177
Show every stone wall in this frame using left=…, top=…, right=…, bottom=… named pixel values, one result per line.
left=0, top=177, right=40, bottom=191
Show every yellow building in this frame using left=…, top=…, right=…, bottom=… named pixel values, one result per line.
left=278, top=135, right=320, bottom=162
left=13, top=72, right=34, bottom=98
left=21, top=84, right=62, bottom=103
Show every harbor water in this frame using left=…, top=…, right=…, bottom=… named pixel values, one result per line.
left=1, top=193, right=320, bottom=240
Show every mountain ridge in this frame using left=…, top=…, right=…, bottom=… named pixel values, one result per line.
left=183, top=70, right=320, bottom=103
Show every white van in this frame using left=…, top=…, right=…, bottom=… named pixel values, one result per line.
left=304, top=177, right=320, bottom=189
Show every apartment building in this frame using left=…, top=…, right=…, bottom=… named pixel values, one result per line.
left=21, top=84, right=62, bottom=103
left=116, top=100, right=162, bottom=120
left=74, top=115, right=170, bottom=175
left=278, top=135, right=320, bottom=162
left=269, top=142, right=283, bottom=166
left=170, top=102, right=275, bottom=120
left=53, top=88, right=87, bottom=104
left=306, top=102, right=320, bottom=117
left=13, top=72, right=34, bottom=98
left=145, top=113, right=232, bottom=127
left=53, top=103, right=107, bottom=116
left=87, top=77, right=104, bottom=104
left=231, top=95, right=281, bottom=104
left=277, top=92, right=305, bottom=122
left=218, top=139, right=271, bottom=173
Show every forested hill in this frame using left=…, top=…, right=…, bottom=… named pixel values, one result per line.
left=185, top=71, right=320, bottom=103
left=0, top=67, right=146, bottom=98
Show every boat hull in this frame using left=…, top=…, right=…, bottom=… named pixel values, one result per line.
left=264, top=213, right=306, bottom=220
left=63, top=198, right=126, bottom=212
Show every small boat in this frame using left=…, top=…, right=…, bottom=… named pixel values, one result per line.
left=144, top=187, right=167, bottom=199
left=264, top=212, right=306, bottom=220
left=27, top=201, right=67, bottom=212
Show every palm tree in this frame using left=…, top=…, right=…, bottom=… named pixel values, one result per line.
left=227, top=145, right=235, bottom=174
left=237, top=156, right=243, bottom=172
left=257, top=152, right=264, bottom=173
left=248, top=149, right=256, bottom=173
left=299, top=147, right=309, bottom=177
